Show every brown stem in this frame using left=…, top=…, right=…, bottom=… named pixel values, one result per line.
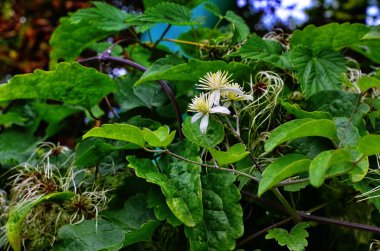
left=298, top=211, right=380, bottom=234
left=237, top=218, right=292, bottom=247
left=78, top=53, right=183, bottom=138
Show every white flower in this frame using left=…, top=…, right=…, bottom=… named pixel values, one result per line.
left=188, top=93, right=230, bottom=134
left=196, top=71, right=242, bottom=105
left=221, top=83, right=253, bottom=107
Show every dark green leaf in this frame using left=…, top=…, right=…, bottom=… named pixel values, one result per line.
left=54, top=220, right=124, bottom=251
left=266, top=222, right=310, bottom=251
left=309, top=149, right=352, bottom=187
left=258, top=154, right=311, bottom=196
left=135, top=58, right=252, bottom=86
left=334, top=117, right=360, bottom=147
left=281, top=101, right=332, bottom=120
left=6, top=192, right=75, bottom=251
left=33, top=103, right=81, bottom=137
left=0, top=62, right=116, bottom=110
left=229, top=34, right=289, bottom=68
left=204, top=2, right=222, bottom=17
left=128, top=140, right=203, bottom=227
left=0, top=129, right=40, bottom=167
left=288, top=137, right=333, bottom=159
left=209, top=143, right=249, bottom=166
left=82, top=123, right=145, bottom=147
left=185, top=170, right=243, bottom=251
left=103, top=194, right=160, bottom=247
left=225, top=11, right=250, bottom=43
left=114, top=76, right=168, bottom=112
left=183, top=116, right=224, bottom=149
left=75, top=138, right=132, bottom=167
left=290, top=47, right=346, bottom=97
left=147, top=188, right=182, bottom=226
left=264, top=118, right=338, bottom=153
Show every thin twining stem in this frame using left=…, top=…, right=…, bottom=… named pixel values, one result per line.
left=298, top=211, right=380, bottom=235
left=78, top=53, right=183, bottom=138
left=145, top=147, right=261, bottom=182
left=145, top=147, right=310, bottom=186
left=237, top=217, right=292, bottom=247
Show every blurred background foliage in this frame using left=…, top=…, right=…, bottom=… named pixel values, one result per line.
left=0, top=0, right=379, bottom=81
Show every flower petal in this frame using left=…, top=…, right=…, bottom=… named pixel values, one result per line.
left=209, top=90, right=220, bottom=105
left=191, top=112, right=203, bottom=123
left=200, top=113, right=209, bottom=134
left=210, top=106, right=230, bottom=114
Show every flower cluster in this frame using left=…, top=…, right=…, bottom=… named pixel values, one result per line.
left=188, top=71, right=252, bottom=134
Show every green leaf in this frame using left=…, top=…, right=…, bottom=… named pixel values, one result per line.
left=147, top=187, right=182, bottom=226
left=103, top=194, right=160, bottom=247
left=0, top=112, right=27, bottom=127
left=358, top=134, right=380, bottom=156
left=33, top=103, right=81, bottom=137
left=82, top=123, right=145, bottom=147
left=350, top=40, right=380, bottom=64
left=183, top=116, right=224, bottom=149
left=266, top=222, right=310, bottom=251
left=6, top=192, right=75, bottom=251
left=229, top=33, right=289, bottom=68
left=309, top=149, right=352, bottom=187
left=136, top=2, right=204, bottom=32
left=114, top=76, right=168, bottom=112
left=264, top=118, right=338, bottom=153
left=204, top=2, right=222, bottom=17
left=128, top=140, right=203, bottom=227
left=49, top=2, right=136, bottom=66
left=209, top=143, right=249, bottom=166
left=281, top=101, right=332, bottom=120
left=288, top=137, right=333, bottom=159
left=258, top=154, right=311, bottom=196
left=143, top=126, right=176, bottom=147
left=0, top=129, right=40, bottom=167
left=290, top=23, right=370, bottom=52
left=53, top=219, right=125, bottom=251
left=357, top=76, right=380, bottom=93
left=225, top=10, right=250, bottom=43
left=54, top=194, right=160, bottom=250
left=0, top=62, right=115, bottom=110
left=334, top=117, right=360, bottom=147
left=185, top=170, right=243, bottom=251
left=307, top=90, right=369, bottom=134
left=290, top=47, right=346, bottom=97
left=75, top=138, right=132, bottom=167
left=71, top=2, right=132, bottom=31
left=135, top=58, right=251, bottom=86
left=348, top=148, right=369, bottom=183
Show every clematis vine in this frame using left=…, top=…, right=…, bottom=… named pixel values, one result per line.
left=188, top=93, right=230, bottom=134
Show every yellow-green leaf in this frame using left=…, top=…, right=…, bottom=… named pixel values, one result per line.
left=264, top=119, right=338, bottom=153
left=142, top=126, right=176, bottom=147
left=309, top=149, right=352, bottom=187
left=258, top=154, right=311, bottom=196
left=83, top=124, right=145, bottom=147
left=209, top=143, right=249, bottom=166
